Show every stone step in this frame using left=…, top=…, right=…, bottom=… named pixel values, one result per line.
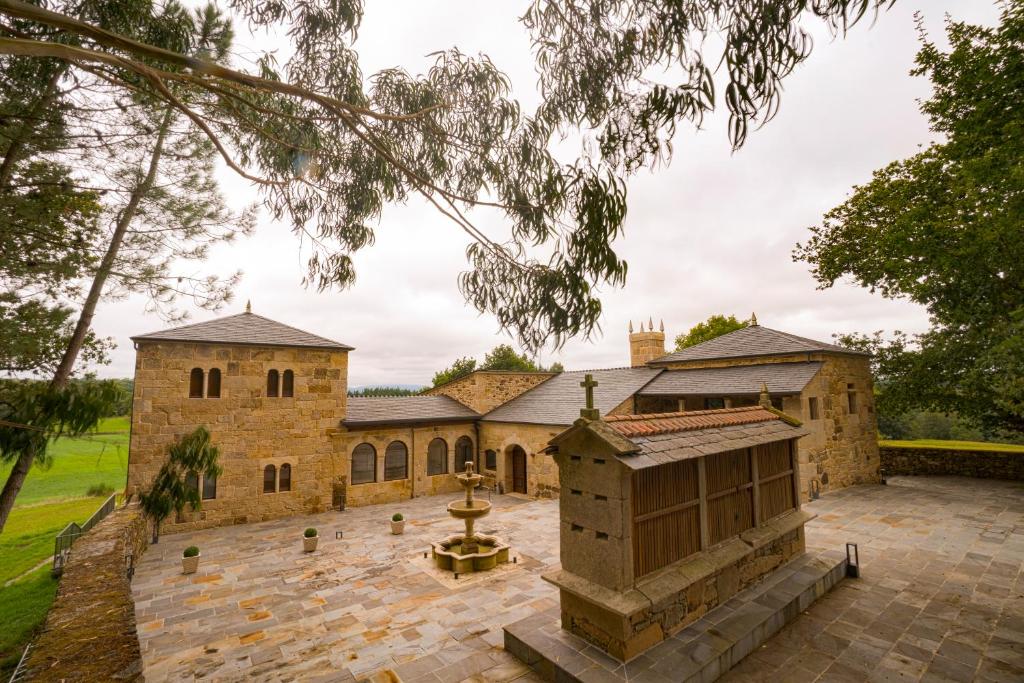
left=504, top=550, right=849, bottom=683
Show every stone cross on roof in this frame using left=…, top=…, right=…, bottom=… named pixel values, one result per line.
left=580, top=373, right=600, bottom=420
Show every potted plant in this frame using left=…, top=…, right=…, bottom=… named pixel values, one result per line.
left=303, top=527, right=319, bottom=552
left=182, top=546, right=200, bottom=574
left=391, top=513, right=405, bottom=535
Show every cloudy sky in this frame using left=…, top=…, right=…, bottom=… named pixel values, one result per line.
left=92, top=1, right=1000, bottom=387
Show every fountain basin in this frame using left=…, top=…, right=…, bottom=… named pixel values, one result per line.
left=447, top=499, right=492, bottom=519
left=432, top=534, right=510, bottom=573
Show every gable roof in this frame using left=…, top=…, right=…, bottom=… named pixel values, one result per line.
left=648, top=325, right=865, bottom=365
left=343, top=395, right=479, bottom=428
left=131, top=312, right=352, bottom=350
left=639, top=362, right=822, bottom=397
left=604, top=407, right=807, bottom=469
left=482, top=367, right=662, bottom=426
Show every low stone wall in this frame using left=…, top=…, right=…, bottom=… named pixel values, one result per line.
left=880, top=446, right=1024, bottom=480
left=21, top=503, right=149, bottom=682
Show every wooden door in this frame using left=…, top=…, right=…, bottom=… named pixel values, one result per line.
left=512, top=447, right=527, bottom=494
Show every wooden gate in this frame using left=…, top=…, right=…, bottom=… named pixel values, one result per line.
left=511, top=447, right=527, bottom=493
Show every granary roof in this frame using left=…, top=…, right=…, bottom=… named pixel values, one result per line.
left=343, top=395, right=479, bottom=428
left=648, top=324, right=865, bottom=365
left=639, top=362, right=822, bottom=396
left=605, top=407, right=807, bottom=469
left=482, top=367, right=663, bottom=426
left=132, top=312, right=353, bottom=350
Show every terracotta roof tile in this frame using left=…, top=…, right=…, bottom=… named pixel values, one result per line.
left=604, top=406, right=779, bottom=438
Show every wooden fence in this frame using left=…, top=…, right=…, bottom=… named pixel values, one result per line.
left=631, top=439, right=799, bottom=579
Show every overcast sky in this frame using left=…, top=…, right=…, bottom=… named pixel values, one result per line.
left=91, top=1, right=1001, bottom=387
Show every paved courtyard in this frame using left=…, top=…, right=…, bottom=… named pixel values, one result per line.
left=133, top=477, right=1024, bottom=682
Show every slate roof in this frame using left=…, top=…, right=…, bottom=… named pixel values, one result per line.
left=639, top=362, right=822, bottom=397
left=482, top=367, right=663, bottom=426
left=649, top=325, right=865, bottom=365
left=344, top=395, right=479, bottom=427
left=604, top=407, right=807, bottom=469
left=132, top=312, right=353, bottom=350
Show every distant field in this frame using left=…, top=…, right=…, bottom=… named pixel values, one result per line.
left=0, top=567, right=58, bottom=676
left=879, top=439, right=1024, bottom=454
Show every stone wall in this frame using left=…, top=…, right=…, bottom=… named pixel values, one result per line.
left=331, top=422, right=477, bottom=507
left=478, top=421, right=566, bottom=496
left=21, top=504, right=149, bottom=682
left=128, top=341, right=348, bottom=533
left=424, top=370, right=555, bottom=414
left=880, top=446, right=1024, bottom=480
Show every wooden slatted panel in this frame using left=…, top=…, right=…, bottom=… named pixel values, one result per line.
left=706, top=449, right=754, bottom=545
left=631, top=460, right=700, bottom=578
left=757, top=440, right=797, bottom=521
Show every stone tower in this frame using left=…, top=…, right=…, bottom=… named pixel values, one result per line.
left=628, top=318, right=666, bottom=367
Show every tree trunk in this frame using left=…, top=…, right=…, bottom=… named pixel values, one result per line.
left=0, top=108, right=173, bottom=533
left=0, top=63, right=67, bottom=190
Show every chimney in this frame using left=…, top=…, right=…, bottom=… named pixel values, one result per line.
left=629, top=318, right=666, bottom=367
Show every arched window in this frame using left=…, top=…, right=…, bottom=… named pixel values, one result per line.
left=279, top=463, right=291, bottom=492
left=189, top=368, right=204, bottom=398
left=207, top=368, right=221, bottom=398
left=282, top=369, right=294, bottom=397
left=351, top=443, right=376, bottom=484
left=455, top=436, right=474, bottom=473
left=267, top=369, right=279, bottom=397
left=427, top=438, right=448, bottom=476
left=263, top=464, right=277, bottom=493
left=384, top=441, right=408, bottom=481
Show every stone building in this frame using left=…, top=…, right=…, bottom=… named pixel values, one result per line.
left=127, top=308, right=879, bottom=532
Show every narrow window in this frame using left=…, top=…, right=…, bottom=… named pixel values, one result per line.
left=455, top=436, right=474, bottom=473
left=427, top=438, right=448, bottom=476
left=282, top=370, right=294, bottom=398
left=267, top=369, right=279, bottom=398
left=808, top=396, right=820, bottom=420
left=351, top=443, right=376, bottom=484
left=279, top=463, right=291, bottom=492
left=263, top=464, right=277, bottom=493
left=847, top=384, right=857, bottom=414
left=207, top=368, right=221, bottom=398
left=185, top=470, right=199, bottom=493
left=485, top=449, right=497, bottom=471
left=704, top=397, right=726, bottom=410
left=202, top=472, right=217, bottom=500
left=189, top=368, right=204, bottom=398
left=384, top=441, right=408, bottom=481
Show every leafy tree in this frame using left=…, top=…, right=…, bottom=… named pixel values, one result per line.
left=674, top=314, right=750, bottom=351
left=482, top=344, right=540, bottom=372
left=796, top=4, right=1024, bottom=434
left=0, top=378, right=123, bottom=525
left=139, top=426, right=221, bottom=542
left=0, top=0, right=893, bottom=353
left=432, top=357, right=478, bottom=388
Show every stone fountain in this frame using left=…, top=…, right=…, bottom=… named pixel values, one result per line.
left=431, top=462, right=510, bottom=574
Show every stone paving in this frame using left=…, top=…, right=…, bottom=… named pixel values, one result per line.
left=133, top=477, right=1024, bottom=682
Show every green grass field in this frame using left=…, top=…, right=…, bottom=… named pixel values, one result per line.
left=0, top=417, right=130, bottom=678
left=879, top=439, right=1024, bottom=453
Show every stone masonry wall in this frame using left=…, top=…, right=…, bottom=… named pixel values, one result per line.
left=331, top=422, right=477, bottom=507
left=22, top=504, right=149, bottom=682
left=478, top=421, right=566, bottom=496
left=128, top=341, right=347, bottom=533
left=424, top=371, right=555, bottom=414
left=880, top=446, right=1024, bottom=480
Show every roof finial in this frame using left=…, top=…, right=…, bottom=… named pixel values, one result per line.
left=648, top=316, right=654, bottom=331
left=628, top=320, right=634, bottom=333
left=659, top=319, right=664, bottom=332
left=246, top=300, right=252, bottom=313
left=750, top=312, right=758, bottom=326
left=759, top=382, right=771, bottom=409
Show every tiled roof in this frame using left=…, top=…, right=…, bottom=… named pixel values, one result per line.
left=639, top=362, right=822, bottom=397
left=605, top=406, right=781, bottom=437
left=649, top=325, right=865, bottom=364
left=132, top=312, right=353, bottom=350
left=344, top=395, right=479, bottom=427
left=603, top=407, right=807, bottom=469
left=482, top=367, right=663, bottom=426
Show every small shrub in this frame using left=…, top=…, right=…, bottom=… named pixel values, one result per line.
left=304, top=527, right=317, bottom=538
left=183, top=546, right=199, bottom=558
left=86, top=483, right=115, bottom=497
left=392, top=513, right=404, bottom=522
